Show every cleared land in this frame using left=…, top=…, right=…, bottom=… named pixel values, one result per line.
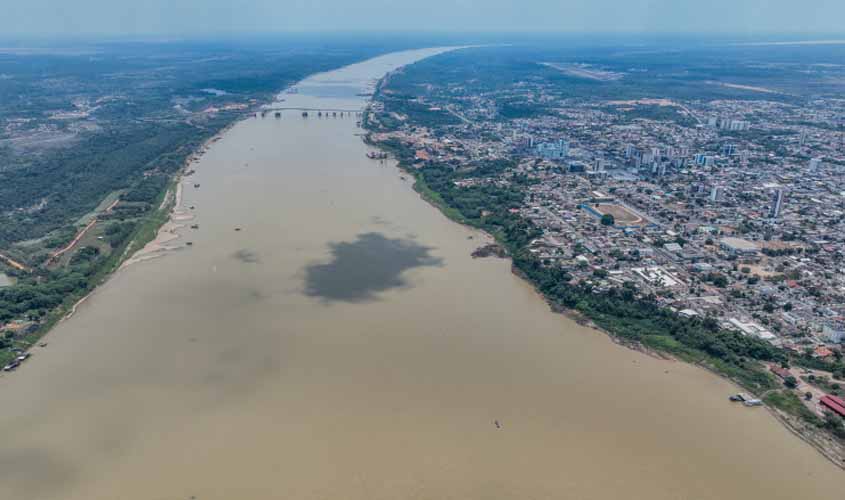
left=542, top=62, right=624, bottom=81
left=593, top=203, right=645, bottom=225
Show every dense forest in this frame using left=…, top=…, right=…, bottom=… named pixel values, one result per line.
left=0, top=39, right=430, bottom=249
left=0, top=37, right=435, bottom=366
left=383, top=42, right=845, bottom=110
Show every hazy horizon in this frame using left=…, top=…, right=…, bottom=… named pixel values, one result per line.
left=3, top=0, right=845, bottom=37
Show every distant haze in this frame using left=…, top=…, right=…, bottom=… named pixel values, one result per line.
left=4, top=0, right=845, bottom=37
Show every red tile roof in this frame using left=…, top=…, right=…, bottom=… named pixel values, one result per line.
left=820, top=395, right=845, bottom=418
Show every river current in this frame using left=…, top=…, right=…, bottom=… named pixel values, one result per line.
left=0, top=47, right=842, bottom=500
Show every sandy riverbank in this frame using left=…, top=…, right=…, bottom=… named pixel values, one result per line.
left=120, top=121, right=240, bottom=268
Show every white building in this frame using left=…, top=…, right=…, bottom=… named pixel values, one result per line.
left=710, top=186, right=723, bottom=202
left=728, top=318, right=776, bottom=341
left=823, top=322, right=845, bottom=344
left=535, top=140, right=569, bottom=160
left=720, top=237, right=759, bottom=256
left=768, top=189, right=785, bottom=219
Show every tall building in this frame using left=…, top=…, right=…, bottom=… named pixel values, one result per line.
left=722, top=143, right=736, bottom=156
left=768, top=189, right=785, bottom=218
left=731, top=120, right=750, bottom=131
left=719, top=119, right=750, bottom=131
left=695, top=154, right=716, bottom=167
left=809, top=157, right=823, bottom=170
left=710, top=186, right=723, bottom=202
left=535, top=139, right=569, bottom=160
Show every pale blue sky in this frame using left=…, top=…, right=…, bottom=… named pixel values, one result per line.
left=2, top=0, right=843, bottom=36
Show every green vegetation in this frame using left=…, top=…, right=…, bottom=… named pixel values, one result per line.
left=0, top=179, right=176, bottom=367
left=605, top=104, right=696, bottom=127
left=383, top=43, right=845, bottom=113
left=764, top=390, right=822, bottom=425
left=368, top=38, right=845, bottom=452
left=764, top=389, right=845, bottom=440
left=377, top=133, right=782, bottom=393
left=803, top=374, right=844, bottom=397
left=0, top=38, right=423, bottom=365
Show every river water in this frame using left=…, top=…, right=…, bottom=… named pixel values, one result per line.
left=0, top=48, right=842, bottom=500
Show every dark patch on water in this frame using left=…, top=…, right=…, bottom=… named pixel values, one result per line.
left=304, top=232, right=442, bottom=303
left=232, top=249, right=260, bottom=264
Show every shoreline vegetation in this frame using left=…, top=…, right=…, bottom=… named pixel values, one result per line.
left=4, top=105, right=257, bottom=363
left=0, top=123, right=229, bottom=369
left=0, top=113, right=246, bottom=371
left=0, top=58, right=374, bottom=370
left=362, top=80, right=845, bottom=469
left=2, top=47, right=843, bottom=469
left=0, top=41, right=438, bottom=372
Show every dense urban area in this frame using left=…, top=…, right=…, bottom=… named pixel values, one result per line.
left=364, top=43, right=845, bottom=457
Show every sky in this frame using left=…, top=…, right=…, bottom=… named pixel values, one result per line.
left=2, top=0, right=843, bottom=37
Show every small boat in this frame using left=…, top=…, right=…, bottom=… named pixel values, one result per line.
left=186, top=242, right=193, bottom=246
left=190, top=224, right=199, bottom=229
left=193, top=183, right=201, bottom=188
left=274, top=112, right=281, bottom=118
left=234, top=227, right=242, bottom=232
left=302, top=111, right=309, bottom=118
left=3, top=361, right=20, bottom=372
left=743, top=399, right=763, bottom=407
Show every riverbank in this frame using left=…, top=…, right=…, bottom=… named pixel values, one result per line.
left=362, top=105, right=845, bottom=470
left=3, top=47, right=844, bottom=500
left=121, top=121, right=238, bottom=267
left=0, top=103, right=270, bottom=371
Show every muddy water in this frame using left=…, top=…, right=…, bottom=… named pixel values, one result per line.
left=0, top=48, right=842, bottom=500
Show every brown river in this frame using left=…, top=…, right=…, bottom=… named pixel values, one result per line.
left=1, top=48, right=842, bottom=500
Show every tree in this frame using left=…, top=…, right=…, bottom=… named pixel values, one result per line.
left=784, top=376, right=798, bottom=389
left=600, top=214, right=615, bottom=226
left=822, top=412, right=845, bottom=439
